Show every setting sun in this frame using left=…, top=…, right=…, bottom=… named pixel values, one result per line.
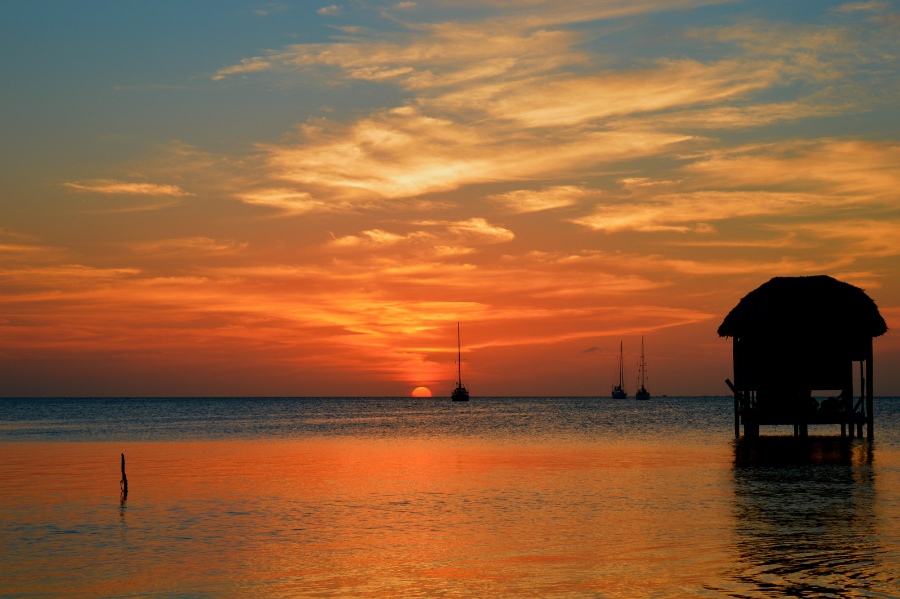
left=412, top=387, right=432, bottom=398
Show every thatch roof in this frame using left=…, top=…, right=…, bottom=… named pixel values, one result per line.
left=718, top=275, right=888, bottom=339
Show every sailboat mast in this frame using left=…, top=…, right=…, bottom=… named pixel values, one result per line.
left=457, top=322, right=461, bottom=386
left=619, top=341, right=624, bottom=388
left=641, top=336, right=645, bottom=387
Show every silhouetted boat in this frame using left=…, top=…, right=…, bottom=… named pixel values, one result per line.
left=635, top=336, right=650, bottom=400
left=451, top=322, right=469, bottom=401
left=611, top=341, right=627, bottom=399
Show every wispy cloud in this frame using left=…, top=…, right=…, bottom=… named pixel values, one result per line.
left=213, top=57, right=274, bottom=80
left=831, top=1, right=888, bottom=12
left=260, top=109, right=689, bottom=202
left=685, top=139, right=900, bottom=200
left=254, top=3, right=290, bottom=16
left=328, top=218, right=515, bottom=249
left=63, top=179, right=192, bottom=196
left=778, top=220, right=900, bottom=259
left=128, top=237, right=249, bottom=255
left=235, top=189, right=325, bottom=214
left=487, top=185, right=590, bottom=213
left=317, top=4, right=341, bottom=16
left=572, top=191, right=830, bottom=233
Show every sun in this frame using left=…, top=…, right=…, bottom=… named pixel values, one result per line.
left=411, top=386, right=432, bottom=397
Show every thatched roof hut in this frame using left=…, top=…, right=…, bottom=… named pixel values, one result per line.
left=720, top=275, right=886, bottom=438
left=718, top=275, right=887, bottom=340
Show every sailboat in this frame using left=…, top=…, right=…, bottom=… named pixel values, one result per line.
left=635, top=336, right=650, bottom=401
left=611, top=341, right=627, bottom=399
left=451, top=322, right=469, bottom=401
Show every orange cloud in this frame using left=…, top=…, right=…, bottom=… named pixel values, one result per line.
left=64, top=180, right=192, bottom=196
left=261, top=111, right=689, bottom=202
left=781, top=220, right=900, bottom=259
left=235, top=189, right=325, bottom=214
left=573, top=191, right=831, bottom=233
left=128, top=237, right=249, bottom=255
left=487, top=185, right=589, bottom=213
left=685, top=139, right=900, bottom=200
left=328, top=218, right=514, bottom=250
left=427, top=59, right=781, bottom=127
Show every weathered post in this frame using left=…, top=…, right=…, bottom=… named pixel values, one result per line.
left=845, top=369, right=855, bottom=439
left=726, top=376, right=740, bottom=438
left=120, top=453, right=128, bottom=498
left=866, top=340, right=874, bottom=439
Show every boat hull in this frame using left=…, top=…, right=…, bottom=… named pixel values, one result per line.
left=635, top=391, right=650, bottom=400
left=611, top=387, right=627, bottom=399
left=452, top=386, right=469, bottom=401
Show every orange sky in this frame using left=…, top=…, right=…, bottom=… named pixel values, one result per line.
left=1, top=1, right=899, bottom=396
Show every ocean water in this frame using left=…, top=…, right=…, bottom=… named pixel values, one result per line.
left=1, top=396, right=899, bottom=598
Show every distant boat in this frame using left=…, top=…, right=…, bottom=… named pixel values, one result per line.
left=635, top=336, right=650, bottom=401
left=451, top=322, right=469, bottom=401
left=611, top=341, right=627, bottom=399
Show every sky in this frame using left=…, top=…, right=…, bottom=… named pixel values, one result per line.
left=1, top=0, right=899, bottom=397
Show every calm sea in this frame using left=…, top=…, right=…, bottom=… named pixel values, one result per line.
left=2, top=396, right=899, bottom=598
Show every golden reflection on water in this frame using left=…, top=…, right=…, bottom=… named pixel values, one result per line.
left=1, top=438, right=898, bottom=597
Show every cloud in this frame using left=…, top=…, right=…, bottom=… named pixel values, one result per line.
left=204, top=2, right=892, bottom=219
left=685, top=139, right=900, bottom=200
left=213, top=22, right=584, bottom=85
left=572, top=191, right=830, bottom=233
left=617, top=99, right=848, bottom=130
left=425, top=58, right=781, bottom=127
left=235, top=189, right=325, bottom=214
left=445, top=217, right=515, bottom=243
left=213, top=0, right=741, bottom=84
left=830, top=1, right=887, bottom=12
left=778, top=220, right=900, bottom=259
left=0, top=243, right=67, bottom=262
left=212, top=57, right=274, bottom=80
left=63, top=180, right=192, bottom=196
left=261, top=109, right=689, bottom=202
left=128, top=237, right=249, bottom=255
left=0, top=265, right=141, bottom=287
left=487, top=185, right=590, bottom=213
left=328, top=218, right=514, bottom=250
left=582, top=346, right=599, bottom=353
left=254, top=3, right=290, bottom=16
left=328, top=229, right=431, bottom=249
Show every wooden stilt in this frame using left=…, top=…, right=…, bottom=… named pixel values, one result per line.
left=866, top=341, right=874, bottom=440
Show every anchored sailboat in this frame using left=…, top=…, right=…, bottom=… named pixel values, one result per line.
left=451, top=323, right=469, bottom=401
left=635, top=336, right=650, bottom=401
left=611, top=341, right=627, bottom=399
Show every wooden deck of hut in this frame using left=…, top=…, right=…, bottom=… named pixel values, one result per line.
left=719, top=276, right=887, bottom=439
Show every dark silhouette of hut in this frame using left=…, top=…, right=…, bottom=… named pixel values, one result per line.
left=719, top=276, right=887, bottom=438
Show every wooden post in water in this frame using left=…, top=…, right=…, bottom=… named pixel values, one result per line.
left=866, top=339, right=874, bottom=439
left=120, top=453, right=128, bottom=498
left=845, top=367, right=855, bottom=439
left=726, top=378, right=740, bottom=438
